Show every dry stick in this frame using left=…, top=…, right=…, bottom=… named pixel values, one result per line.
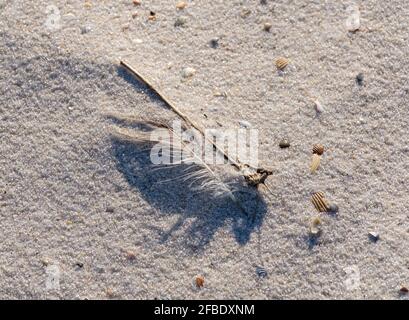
left=119, top=60, right=273, bottom=183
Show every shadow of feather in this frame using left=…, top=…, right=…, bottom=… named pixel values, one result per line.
left=111, top=136, right=267, bottom=252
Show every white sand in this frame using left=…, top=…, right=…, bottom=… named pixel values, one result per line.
left=1, top=0, right=409, bottom=299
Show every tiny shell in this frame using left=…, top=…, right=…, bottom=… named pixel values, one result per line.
left=312, top=144, right=324, bottom=155
left=368, top=232, right=379, bottom=242
left=263, top=22, right=272, bottom=32
left=314, top=100, right=324, bottom=113
left=279, top=139, right=290, bottom=148
left=346, top=6, right=360, bottom=32
left=148, top=11, right=156, bottom=21
left=195, top=275, right=205, bottom=288
left=176, top=1, right=187, bottom=9
left=311, top=192, right=330, bottom=212
left=182, top=67, right=196, bottom=78
left=310, top=154, right=321, bottom=173
left=310, top=217, right=322, bottom=236
left=256, top=266, right=268, bottom=278
left=275, top=57, right=289, bottom=70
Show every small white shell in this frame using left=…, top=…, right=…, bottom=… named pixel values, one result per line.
left=239, top=120, right=252, bottom=129
left=310, top=154, right=321, bottom=173
left=314, top=100, right=324, bottom=113
left=182, top=67, right=196, bottom=78
left=346, top=5, right=360, bottom=32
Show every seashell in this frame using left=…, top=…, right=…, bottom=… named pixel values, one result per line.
left=312, top=144, right=324, bottom=155
left=311, top=192, right=330, bottom=212
left=346, top=5, right=360, bottom=32
left=182, top=67, right=196, bottom=78
left=263, top=22, right=272, bottom=32
left=256, top=266, right=268, bottom=278
left=148, top=11, right=156, bottom=21
left=309, top=217, right=322, bottom=236
left=314, top=100, right=324, bottom=113
left=195, top=275, right=205, bottom=288
left=176, top=1, right=187, bottom=9
left=310, top=154, right=321, bottom=173
left=279, top=139, right=290, bottom=148
left=275, top=57, right=289, bottom=70
left=368, top=232, right=379, bottom=242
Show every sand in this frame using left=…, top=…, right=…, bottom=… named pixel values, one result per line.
left=1, top=0, right=409, bottom=299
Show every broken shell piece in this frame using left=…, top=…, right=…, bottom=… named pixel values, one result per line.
left=174, top=16, right=188, bottom=27
left=368, top=232, right=379, bottom=242
left=148, top=11, right=156, bottom=21
left=346, top=5, right=360, bottom=32
left=310, top=154, right=321, bottom=173
left=176, top=1, right=187, bottom=9
left=240, top=7, right=251, bottom=18
left=313, top=144, right=324, bottom=155
left=275, top=57, right=289, bottom=70
left=239, top=120, right=252, bottom=129
left=195, top=275, right=205, bottom=288
left=314, top=100, right=324, bottom=113
left=309, top=217, right=322, bottom=236
left=311, top=192, right=330, bottom=212
left=182, top=67, right=196, bottom=78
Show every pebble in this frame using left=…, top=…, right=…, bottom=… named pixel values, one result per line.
left=356, top=73, right=364, bottom=85
left=263, top=22, right=272, bottom=32
left=174, top=16, right=188, bottom=27
left=182, top=67, right=196, bottom=78
left=368, top=231, right=379, bottom=242
left=239, top=120, right=252, bottom=129
left=210, top=37, right=219, bottom=48
left=279, top=140, right=290, bottom=148
left=133, top=0, right=141, bottom=5
left=75, top=262, right=84, bottom=269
